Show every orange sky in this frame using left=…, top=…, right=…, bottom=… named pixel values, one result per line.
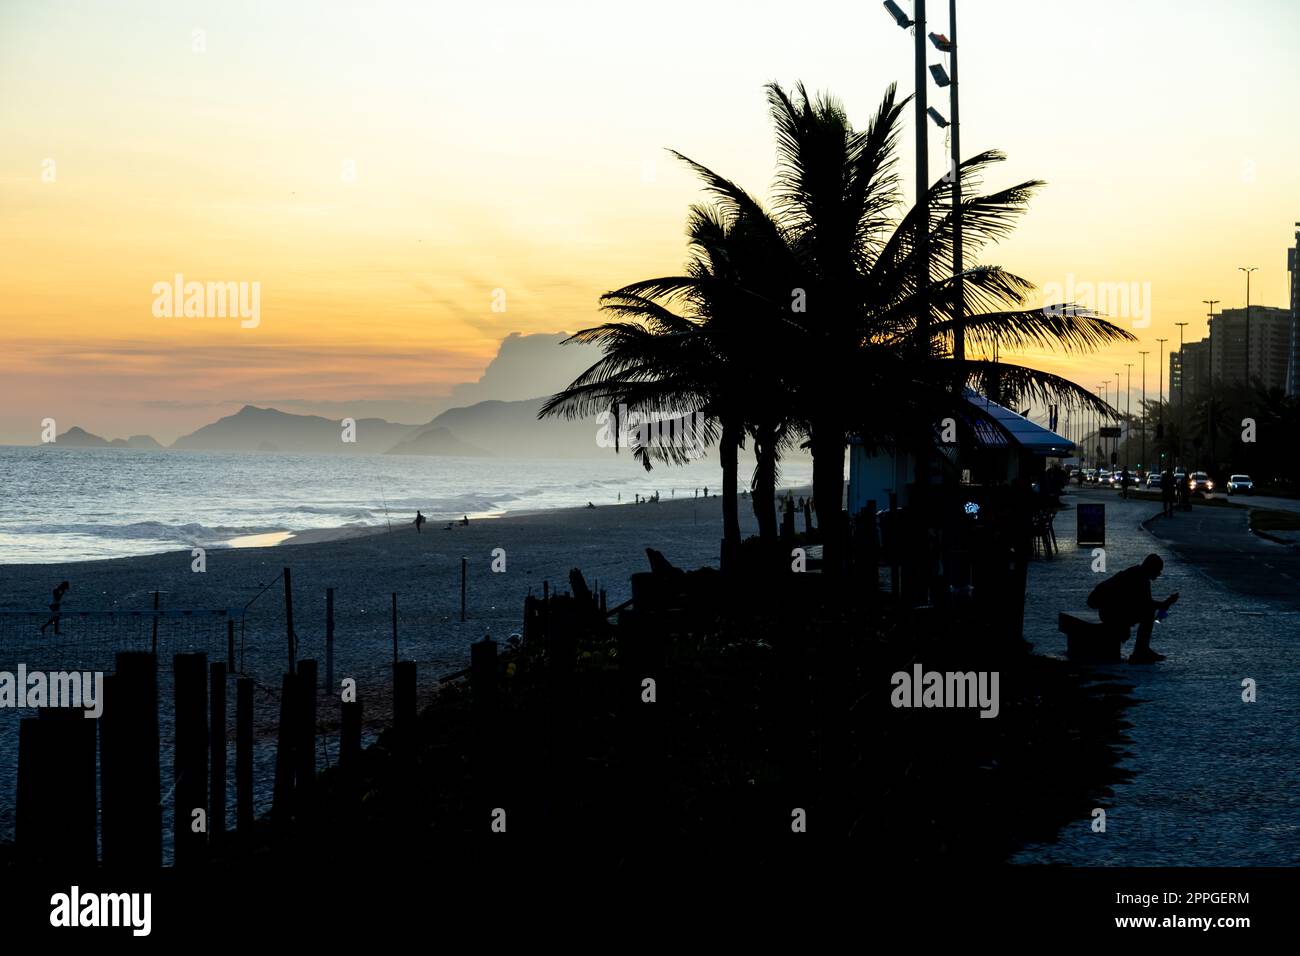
left=2, top=0, right=1298, bottom=443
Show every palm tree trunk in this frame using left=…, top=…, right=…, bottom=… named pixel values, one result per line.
left=720, top=416, right=742, bottom=572
left=810, top=420, right=845, bottom=576
left=752, top=424, right=779, bottom=544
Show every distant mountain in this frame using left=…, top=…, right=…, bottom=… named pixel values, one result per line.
left=169, top=405, right=419, bottom=454
left=55, top=426, right=109, bottom=447
left=385, top=426, right=490, bottom=457
left=415, top=398, right=609, bottom=458
left=109, top=435, right=164, bottom=449
left=50, top=427, right=165, bottom=449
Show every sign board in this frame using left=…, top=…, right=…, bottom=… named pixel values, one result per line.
left=1077, top=503, right=1106, bottom=545
left=1098, top=426, right=1122, bottom=438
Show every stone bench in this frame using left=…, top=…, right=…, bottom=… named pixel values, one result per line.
left=1058, top=610, right=1128, bottom=663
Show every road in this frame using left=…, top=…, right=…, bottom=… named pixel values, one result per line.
left=1144, top=504, right=1300, bottom=609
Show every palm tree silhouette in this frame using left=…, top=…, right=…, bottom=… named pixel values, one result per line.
left=545, top=81, right=1134, bottom=575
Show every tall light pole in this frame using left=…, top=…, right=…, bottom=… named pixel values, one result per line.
left=948, top=0, right=961, bottom=360
left=1124, top=363, right=1133, bottom=472
left=1114, top=371, right=1122, bottom=469
left=1239, top=267, right=1257, bottom=386
left=1139, top=351, right=1149, bottom=475
left=1203, top=298, right=1220, bottom=387
left=926, top=10, right=961, bottom=360
left=1203, top=298, right=1221, bottom=472
left=1175, top=322, right=1188, bottom=473
left=1102, top=382, right=1112, bottom=468
left=1156, top=337, right=1168, bottom=462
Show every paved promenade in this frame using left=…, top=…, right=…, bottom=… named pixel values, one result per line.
left=1014, top=488, right=1300, bottom=865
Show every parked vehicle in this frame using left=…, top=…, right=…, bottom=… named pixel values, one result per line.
left=1146, top=471, right=1164, bottom=489
left=1226, top=474, right=1254, bottom=495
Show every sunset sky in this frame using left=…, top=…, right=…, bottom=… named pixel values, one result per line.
left=2, top=0, right=1298, bottom=444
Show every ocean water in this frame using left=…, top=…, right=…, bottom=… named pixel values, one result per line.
left=0, top=445, right=808, bottom=564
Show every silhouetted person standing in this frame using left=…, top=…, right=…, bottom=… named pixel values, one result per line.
left=1160, top=471, right=1174, bottom=517
left=414, top=510, right=426, bottom=533
left=1087, top=554, right=1179, bottom=663
left=39, top=580, right=70, bottom=636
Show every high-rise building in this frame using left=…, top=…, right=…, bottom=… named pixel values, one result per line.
left=1171, top=338, right=1211, bottom=404
left=1209, top=305, right=1291, bottom=392
left=1289, top=223, right=1299, bottom=396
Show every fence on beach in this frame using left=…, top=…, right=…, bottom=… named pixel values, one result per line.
left=0, top=561, right=565, bottom=865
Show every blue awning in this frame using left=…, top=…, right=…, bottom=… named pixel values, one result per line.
left=963, top=390, right=1074, bottom=456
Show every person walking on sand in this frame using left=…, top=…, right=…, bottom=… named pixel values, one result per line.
left=413, top=510, right=426, bottom=533
left=39, top=580, right=70, bottom=636
left=461, top=514, right=469, bottom=526
left=1087, top=554, right=1179, bottom=663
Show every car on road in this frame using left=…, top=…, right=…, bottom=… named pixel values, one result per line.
left=1146, top=471, right=1164, bottom=489
left=1189, top=471, right=1213, bottom=495
left=1226, top=474, right=1254, bottom=495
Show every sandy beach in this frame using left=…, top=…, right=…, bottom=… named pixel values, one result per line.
left=0, top=489, right=804, bottom=846
left=0, top=491, right=799, bottom=674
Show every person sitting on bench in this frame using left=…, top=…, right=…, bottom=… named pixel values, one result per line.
left=1087, top=554, right=1179, bottom=663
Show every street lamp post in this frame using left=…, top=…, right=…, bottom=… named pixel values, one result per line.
left=1156, top=337, right=1167, bottom=464
left=1203, top=298, right=1220, bottom=386
left=1204, top=297, right=1220, bottom=472
left=913, top=2, right=929, bottom=355
left=925, top=5, right=961, bottom=360
left=1114, top=371, right=1121, bottom=470
left=1139, top=351, right=1149, bottom=476
left=1239, top=266, right=1257, bottom=386
left=1124, top=363, right=1133, bottom=472
left=1175, top=322, right=1187, bottom=475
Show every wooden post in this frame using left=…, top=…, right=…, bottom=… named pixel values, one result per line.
left=173, top=652, right=208, bottom=866
left=471, top=634, right=498, bottom=715
left=460, top=557, right=467, bottom=622
left=325, top=588, right=335, bottom=692
left=17, top=710, right=96, bottom=866
left=394, top=659, right=416, bottom=735
left=15, top=718, right=48, bottom=864
left=888, top=491, right=900, bottom=598
left=271, top=672, right=295, bottom=832
left=470, top=634, right=498, bottom=799
left=391, top=592, right=398, bottom=665
left=283, top=567, right=295, bottom=675
left=101, top=651, right=160, bottom=868
left=296, top=659, right=318, bottom=813
left=340, top=697, right=362, bottom=777
left=227, top=617, right=235, bottom=673
left=236, top=677, right=253, bottom=841
left=210, top=661, right=227, bottom=849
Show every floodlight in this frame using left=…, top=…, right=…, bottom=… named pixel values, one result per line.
left=927, top=106, right=949, bottom=128
left=929, top=63, right=951, bottom=87
left=883, top=1, right=913, bottom=28
left=928, top=31, right=953, bottom=52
